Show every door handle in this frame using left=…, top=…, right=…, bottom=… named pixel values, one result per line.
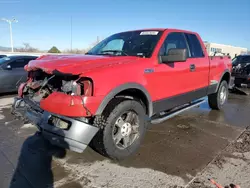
left=190, top=64, right=196, bottom=72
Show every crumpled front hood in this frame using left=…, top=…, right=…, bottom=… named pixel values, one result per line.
left=26, top=55, right=138, bottom=75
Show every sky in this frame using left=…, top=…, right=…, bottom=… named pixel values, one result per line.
left=0, top=0, right=249, bottom=51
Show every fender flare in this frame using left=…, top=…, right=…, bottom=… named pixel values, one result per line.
left=215, top=69, right=231, bottom=92
left=95, top=83, right=153, bottom=117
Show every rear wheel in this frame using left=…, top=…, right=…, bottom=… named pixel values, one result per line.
left=90, top=100, right=147, bottom=160
left=208, top=80, right=228, bottom=110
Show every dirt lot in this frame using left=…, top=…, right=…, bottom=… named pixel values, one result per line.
left=0, top=91, right=250, bottom=188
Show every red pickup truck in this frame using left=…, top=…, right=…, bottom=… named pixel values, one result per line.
left=13, top=28, right=232, bottom=160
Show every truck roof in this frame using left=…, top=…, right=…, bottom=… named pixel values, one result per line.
left=119, top=28, right=198, bottom=35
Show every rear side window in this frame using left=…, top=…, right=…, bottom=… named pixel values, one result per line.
left=9, top=58, right=32, bottom=68
left=185, top=33, right=204, bottom=58
left=159, top=32, right=189, bottom=57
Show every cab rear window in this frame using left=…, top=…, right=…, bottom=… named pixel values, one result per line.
left=185, top=33, right=204, bottom=58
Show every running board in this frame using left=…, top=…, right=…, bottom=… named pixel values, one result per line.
left=150, top=99, right=205, bottom=124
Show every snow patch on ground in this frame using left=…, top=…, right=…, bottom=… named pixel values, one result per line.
left=0, top=97, right=14, bottom=108
left=21, top=123, right=35, bottom=129
left=0, top=97, right=14, bottom=120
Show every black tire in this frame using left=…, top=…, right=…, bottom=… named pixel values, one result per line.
left=208, top=80, right=228, bottom=110
left=90, top=100, right=147, bottom=160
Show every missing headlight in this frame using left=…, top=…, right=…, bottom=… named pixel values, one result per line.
left=61, top=80, right=81, bottom=95
left=61, top=78, right=93, bottom=96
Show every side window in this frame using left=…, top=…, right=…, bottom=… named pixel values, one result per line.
left=9, top=58, right=29, bottom=68
left=26, top=57, right=37, bottom=63
left=185, top=34, right=204, bottom=58
left=159, top=32, right=189, bottom=57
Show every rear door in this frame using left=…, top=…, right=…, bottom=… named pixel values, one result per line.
left=184, top=33, right=209, bottom=94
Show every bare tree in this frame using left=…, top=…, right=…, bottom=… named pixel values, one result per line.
left=15, top=43, right=39, bottom=52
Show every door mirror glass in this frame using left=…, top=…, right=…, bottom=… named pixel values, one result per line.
left=160, top=48, right=187, bottom=63
left=6, top=64, right=12, bottom=69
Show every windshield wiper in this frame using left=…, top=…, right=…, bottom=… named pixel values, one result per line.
left=85, top=52, right=93, bottom=55
left=100, top=50, right=129, bottom=56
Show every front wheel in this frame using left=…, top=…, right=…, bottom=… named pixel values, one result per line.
left=90, top=100, right=147, bottom=160
left=208, top=80, right=229, bottom=110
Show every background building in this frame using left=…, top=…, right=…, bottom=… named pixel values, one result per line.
left=203, top=41, right=248, bottom=58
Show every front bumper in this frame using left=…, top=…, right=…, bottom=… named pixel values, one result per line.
left=40, top=92, right=104, bottom=117
left=12, top=97, right=99, bottom=153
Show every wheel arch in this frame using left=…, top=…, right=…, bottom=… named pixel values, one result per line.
left=95, top=83, right=153, bottom=117
left=216, top=70, right=231, bottom=92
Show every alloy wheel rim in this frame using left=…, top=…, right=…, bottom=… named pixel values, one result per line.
left=112, top=111, right=140, bottom=149
left=220, top=86, right=227, bottom=105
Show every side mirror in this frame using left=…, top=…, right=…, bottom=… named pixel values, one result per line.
left=5, top=64, right=12, bottom=70
left=160, top=48, right=187, bottom=63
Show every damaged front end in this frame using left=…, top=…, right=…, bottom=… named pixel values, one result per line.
left=16, top=69, right=94, bottom=116
left=12, top=69, right=99, bottom=153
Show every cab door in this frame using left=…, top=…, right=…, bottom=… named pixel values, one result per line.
left=146, top=32, right=195, bottom=113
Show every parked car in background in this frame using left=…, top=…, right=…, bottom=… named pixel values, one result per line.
left=0, top=55, right=38, bottom=93
left=231, top=55, right=250, bottom=87
left=0, top=55, right=7, bottom=58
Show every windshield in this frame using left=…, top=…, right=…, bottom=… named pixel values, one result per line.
left=0, top=57, right=11, bottom=65
left=87, top=30, right=163, bottom=58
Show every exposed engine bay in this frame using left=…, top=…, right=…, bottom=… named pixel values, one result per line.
left=22, top=69, right=92, bottom=103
